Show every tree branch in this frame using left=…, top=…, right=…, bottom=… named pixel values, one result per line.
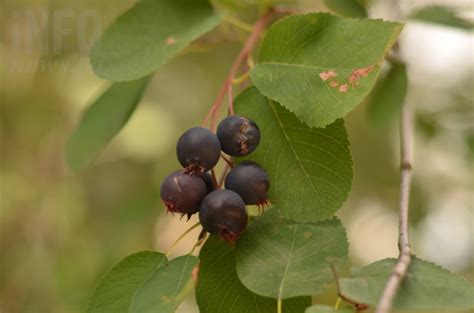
left=201, top=9, right=276, bottom=131
left=375, top=104, right=413, bottom=313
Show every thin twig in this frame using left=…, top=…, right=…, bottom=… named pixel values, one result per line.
left=165, top=222, right=201, bottom=257
left=201, top=9, right=276, bottom=131
left=375, top=104, right=413, bottom=313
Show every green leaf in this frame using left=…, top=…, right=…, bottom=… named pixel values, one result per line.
left=235, top=87, right=352, bottom=222
left=197, top=235, right=311, bottom=313
left=339, top=257, right=474, bottom=310
left=66, top=77, right=150, bottom=172
left=87, top=251, right=167, bottom=313
left=305, top=304, right=353, bottom=313
left=409, top=6, right=474, bottom=31
left=130, top=255, right=199, bottom=313
left=323, top=0, right=367, bottom=18
left=367, top=62, right=408, bottom=127
left=235, top=208, right=349, bottom=299
left=91, top=0, right=222, bottom=81
left=250, top=13, right=403, bottom=128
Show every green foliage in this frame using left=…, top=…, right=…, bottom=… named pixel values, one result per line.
left=196, top=236, right=311, bottom=313
left=323, top=0, right=367, bottom=18
left=409, top=5, right=474, bottom=30
left=66, top=77, right=150, bottom=172
left=235, top=87, right=352, bottom=222
left=250, top=13, right=403, bottom=128
left=235, top=208, right=348, bottom=299
left=130, top=255, right=198, bottom=313
left=87, top=251, right=167, bottom=313
left=305, top=305, right=353, bottom=313
left=91, top=0, right=222, bottom=81
left=367, top=62, right=408, bottom=127
left=339, top=257, right=474, bottom=310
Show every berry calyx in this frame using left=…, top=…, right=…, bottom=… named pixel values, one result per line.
left=176, top=127, right=221, bottom=174
left=160, top=170, right=207, bottom=219
left=217, top=115, right=260, bottom=157
left=225, top=161, right=270, bottom=206
left=199, top=190, right=248, bottom=241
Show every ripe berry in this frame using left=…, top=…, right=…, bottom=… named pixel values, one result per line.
left=217, top=115, right=260, bottom=156
left=201, top=172, right=216, bottom=194
left=225, top=161, right=269, bottom=206
left=199, top=190, right=248, bottom=241
left=176, top=127, right=221, bottom=174
left=160, top=170, right=207, bottom=218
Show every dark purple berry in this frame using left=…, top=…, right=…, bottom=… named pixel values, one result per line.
left=199, top=190, right=248, bottom=241
left=160, top=170, right=207, bottom=218
left=176, top=127, right=221, bottom=174
left=201, top=172, right=216, bottom=194
left=225, top=161, right=269, bottom=206
left=217, top=115, right=260, bottom=157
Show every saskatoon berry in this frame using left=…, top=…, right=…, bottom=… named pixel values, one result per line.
left=160, top=170, right=207, bottom=218
left=217, top=115, right=260, bottom=157
left=201, top=172, right=216, bottom=194
left=199, top=190, right=248, bottom=241
left=176, top=127, right=221, bottom=174
left=225, top=161, right=269, bottom=206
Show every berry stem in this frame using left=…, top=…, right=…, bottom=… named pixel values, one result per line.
left=165, top=221, right=201, bottom=257
left=201, top=9, right=277, bottom=131
left=211, top=169, right=218, bottom=189
left=218, top=163, right=232, bottom=188
left=220, top=153, right=234, bottom=167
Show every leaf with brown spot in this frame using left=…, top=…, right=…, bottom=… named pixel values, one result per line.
left=250, top=13, right=403, bottom=128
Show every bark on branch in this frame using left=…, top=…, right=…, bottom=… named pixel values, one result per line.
left=375, top=104, right=413, bottom=313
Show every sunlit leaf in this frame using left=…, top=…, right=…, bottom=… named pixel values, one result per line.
left=91, top=0, right=222, bottom=81
left=197, top=235, right=311, bottom=313
left=250, top=13, right=403, bottom=128
left=130, top=255, right=199, bottom=313
left=87, top=251, right=167, bottom=313
left=235, top=87, right=352, bottom=222
left=66, top=77, right=150, bottom=172
left=236, top=208, right=349, bottom=299
left=339, top=257, right=474, bottom=310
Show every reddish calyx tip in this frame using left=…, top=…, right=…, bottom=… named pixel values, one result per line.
left=183, top=163, right=206, bottom=175
left=218, top=225, right=240, bottom=242
left=256, top=198, right=270, bottom=214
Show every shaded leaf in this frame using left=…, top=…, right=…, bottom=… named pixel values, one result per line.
left=323, top=0, right=367, bottom=18
left=367, top=62, right=408, bottom=127
left=236, top=208, right=349, bottom=299
left=339, top=257, right=474, bottom=310
left=409, top=5, right=474, bottom=31
left=130, top=255, right=199, bottom=313
left=66, top=77, right=150, bottom=172
left=87, top=251, right=167, bottom=313
left=235, top=87, right=352, bottom=222
left=250, top=13, right=403, bottom=128
left=91, top=0, right=222, bottom=81
left=197, top=235, right=311, bottom=313
left=305, top=304, right=353, bottom=313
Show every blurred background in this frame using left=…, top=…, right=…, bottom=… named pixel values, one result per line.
left=0, top=0, right=472, bottom=312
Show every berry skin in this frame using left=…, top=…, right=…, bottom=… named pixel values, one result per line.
left=199, top=190, right=248, bottom=241
left=201, top=172, right=216, bottom=194
left=217, top=115, right=260, bottom=157
left=176, top=127, right=221, bottom=174
left=160, top=171, right=207, bottom=218
left=225, top=161, right=269, bottom=206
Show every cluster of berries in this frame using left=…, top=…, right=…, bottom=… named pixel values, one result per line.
left=160, top=115, right=269, bottom=241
